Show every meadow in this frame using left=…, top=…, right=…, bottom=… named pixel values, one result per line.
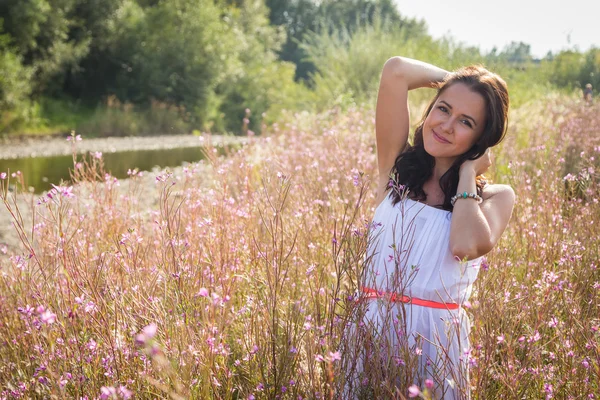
left=0, top=95, right=599, bottom=399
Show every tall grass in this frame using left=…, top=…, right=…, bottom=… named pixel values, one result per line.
left=1, top=98, right=599, bottom=398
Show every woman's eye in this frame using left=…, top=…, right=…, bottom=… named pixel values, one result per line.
left=462, top=120, right=473, bottom=128
left=438, top=106, right=448, bottom=113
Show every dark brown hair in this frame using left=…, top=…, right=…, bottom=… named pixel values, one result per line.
left=390, top=65, right=509, bottom=210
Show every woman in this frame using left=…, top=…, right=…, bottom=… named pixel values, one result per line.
left=353, top=57, right=514, bottom=398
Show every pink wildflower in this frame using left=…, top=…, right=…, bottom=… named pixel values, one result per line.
left=100, top=386, right=116, bottom=399
left=328, top=351, right=341, bottom=362
left=118, top=385, right=132, bottom=399
left=40, top=310, right=56, bottom=324
left=481, top=257, right=489, bottom=271
left=408, top=384, right=421, bottom=397
left=135, top=323, right=157, bottom=346
left=51, top=184, right=75, bottom=198
left=528, top=330, right=541, bottom=343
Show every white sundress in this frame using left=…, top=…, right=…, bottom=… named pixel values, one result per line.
left=351, top=193, right=482, bottom=399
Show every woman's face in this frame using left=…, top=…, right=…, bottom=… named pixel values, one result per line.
left=422, top=83, right=486, bottom=162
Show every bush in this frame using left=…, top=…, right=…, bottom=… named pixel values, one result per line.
left=76, top=97, right=191, bottom=137
left=0, top=28, right=36, bottom=133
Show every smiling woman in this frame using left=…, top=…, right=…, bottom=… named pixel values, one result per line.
left=387, top=63, right=510, bottom=213
left=423, top=84, right=486, bottom=160
left=347, top=57, right=515, bottom=399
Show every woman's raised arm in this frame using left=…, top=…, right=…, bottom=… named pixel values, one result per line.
left=375, top=57, right=448, bottom=197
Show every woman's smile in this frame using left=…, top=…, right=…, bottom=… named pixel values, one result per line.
left=432, top=129, right=451, bottom=144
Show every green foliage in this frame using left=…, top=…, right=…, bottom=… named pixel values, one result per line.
left=22, top=97, right=92, bottom=135
left=300, top=20, right=466, bottom=111
left=0, top=0, right=597, bottom=137
left=539, top=47, right=600, bottom=92
left=487, top=41, right=533, bottom=64
left=76, top=101, right=191, bottom=137
left=266, top=0, right=423, bottom=81
left=265, top=0, right=320, bottom=81
left=544, top=50, right=584, bottom=89
left=68, top=0, right=303, bottom=134
left=0, top=23, right=36, bottom=133
left=108, top=0, right=234, bottom=129
left=0, top=0, right=94, bottom=94
left=215, top=0, right=315, bottom=133
left=579, top=47, right=600, bottom=90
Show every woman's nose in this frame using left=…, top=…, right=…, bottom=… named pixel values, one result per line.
left=440, top=118, right=454, bottom=133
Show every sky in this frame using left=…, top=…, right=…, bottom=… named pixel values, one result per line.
left=394, top=0, right=599, bottom=58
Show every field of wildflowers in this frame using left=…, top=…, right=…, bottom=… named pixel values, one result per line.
left=0, top=98, right=599, bottom=399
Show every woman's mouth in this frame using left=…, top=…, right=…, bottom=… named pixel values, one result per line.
left=432, top=130, right=451, bottom=144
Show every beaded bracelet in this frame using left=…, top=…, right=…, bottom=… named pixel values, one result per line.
left=450, top=191, right=483, bottom=206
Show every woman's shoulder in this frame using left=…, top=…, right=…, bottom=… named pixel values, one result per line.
left=482, top=183, right=515, bottom=204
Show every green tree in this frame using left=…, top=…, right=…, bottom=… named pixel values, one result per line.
left=0, top=21, right=35, bottom=132
left=102, top=0, right=238, bottom=129
left=266, top=0, right=319, bottom=81
left=300, top=17, right=431, bottom=109
left=62, top=0, right=126, bottom=100
left=546, top=50, right=585, bottom=89
left=266, top=0, right=422, bottom=81
left=579, top=47, right=600, bottom=91
left=497, top=41, right=533, bottom=64
left=0, top=0, right=92, bottom=95
left=216, top=0, right=315, bottom=133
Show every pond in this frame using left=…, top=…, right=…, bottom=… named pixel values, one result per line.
left=0, top=146, right=217, bottom=193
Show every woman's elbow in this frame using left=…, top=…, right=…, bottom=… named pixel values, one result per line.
left=382, top=56, right=405, bottom=79
left=451, top=240, right=493, bottom=262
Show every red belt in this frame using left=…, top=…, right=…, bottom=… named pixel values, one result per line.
left=360, top=287, right=459, bottom=310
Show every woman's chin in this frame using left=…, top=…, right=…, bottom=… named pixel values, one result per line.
left=424, top=144, right=461, bottom=162
left=423, top=142, right=447, bottom=158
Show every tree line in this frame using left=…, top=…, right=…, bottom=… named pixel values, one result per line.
left=0, top=0, right=598, bottom=136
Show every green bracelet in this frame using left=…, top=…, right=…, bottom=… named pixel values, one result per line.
left=450, top=191, right=483, bottom=206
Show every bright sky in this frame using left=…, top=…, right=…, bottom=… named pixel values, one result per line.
left=394, top=0, right=599, bottom=58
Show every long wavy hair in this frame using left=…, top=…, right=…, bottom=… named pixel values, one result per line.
left=390, top=65, right=509, bottom=211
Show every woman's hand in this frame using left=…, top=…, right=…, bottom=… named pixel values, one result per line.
left=461, top=148, right=492, bottom=176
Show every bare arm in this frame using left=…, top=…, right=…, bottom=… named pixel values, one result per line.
left=449, top=160, right=515, bottom=260
left=375, top=57, right=448, bottom=202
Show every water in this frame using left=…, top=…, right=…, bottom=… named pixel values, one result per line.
left=0, top=146, right=214, bottom=193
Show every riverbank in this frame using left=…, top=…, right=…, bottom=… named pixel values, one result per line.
left=0, top=133, right=248, bottom=254
left=1, top=166, right=166, bottom=254
left=0, top=134, right=245, bottom=160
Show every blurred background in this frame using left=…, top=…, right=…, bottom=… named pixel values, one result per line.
left=0, top=0, right=598, bottom=139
